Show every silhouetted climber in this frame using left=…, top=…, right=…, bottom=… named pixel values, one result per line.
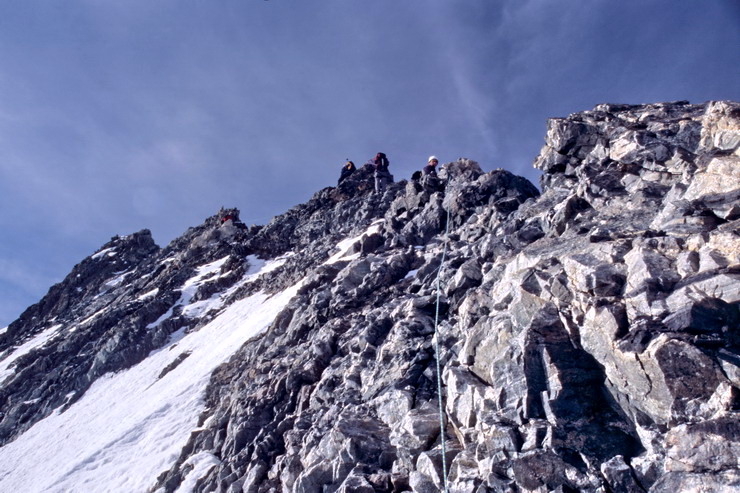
left=370, top=152, right=392, bottom=193
left=338, top=160, right=356, bottom=185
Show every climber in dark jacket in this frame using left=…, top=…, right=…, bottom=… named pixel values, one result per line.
left=421, top=155, right=443, bottom=191
left=338, top=160, right=356, bottom=185
left=371, top=152, right=392, bottom=192
left=423, top=156, right=439, bottom=177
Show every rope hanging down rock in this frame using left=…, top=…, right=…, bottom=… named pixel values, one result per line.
left=433, top=194, right=451, bottom=493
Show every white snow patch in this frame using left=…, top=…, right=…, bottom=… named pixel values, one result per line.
left=0, top=326, right=7, bottom=335
left=197, top=256, right=231, bottom=278
left=245, top=252, right=291, bottom=276
left=326, top=220, right=385, bottom=265
left=0, top=280, right=302, bottom=492
left=178, top=256, right=232, bottom=306
left=91, top=247, right=117, bottom=260
left=165, top=327, right=188, bottom=347
left=175, top=452, right=221, bottom=493
left=76, top=306, right=110, bottom=329
left=215, top=254, right=288, bottom=300
left=151, top=255, right=290, bottom=328
left=104, top=270, right=132, bottom=288
left=138, top=287, right=160, bottom=301
left=180, top=296, right=222, bottom=319
left=147, top=305, right=175, bottom=329
left=145, top=257, right=231, bottom=329
left=192, top=414, right=216, bottom=433
left=404, top=269, right=418, bottom=280
left=0, top=324, right=63, bottom=384
left=244, top=254, right=266, bottom=274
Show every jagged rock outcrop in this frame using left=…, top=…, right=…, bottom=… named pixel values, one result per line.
left=0, top=100, right=737, bottom=493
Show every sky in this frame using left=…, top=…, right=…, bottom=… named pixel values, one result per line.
left=0, top=0, right=738, bottom=326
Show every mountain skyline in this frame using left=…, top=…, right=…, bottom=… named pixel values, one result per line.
left=1, top=0, right=739, bottom=326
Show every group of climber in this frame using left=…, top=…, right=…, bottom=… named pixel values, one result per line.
left=337, top=153, right=440, bottom=192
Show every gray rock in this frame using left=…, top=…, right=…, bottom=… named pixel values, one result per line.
left=650, top=471, right=740, bottom=493
left=600, top=455, right=643, bottom=493
left=664, top=418, right=740, bottom=473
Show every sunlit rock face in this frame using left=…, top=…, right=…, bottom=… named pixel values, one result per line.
left=0, top=101, right=737, bottom=492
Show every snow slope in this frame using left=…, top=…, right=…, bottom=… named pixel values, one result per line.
left=0, top=259, right=301, bottom=493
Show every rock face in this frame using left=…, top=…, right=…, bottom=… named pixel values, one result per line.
left=0, top=100, right=738, bottom=492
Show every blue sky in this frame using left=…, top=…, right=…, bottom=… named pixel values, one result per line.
left=1, top=0, right=739, bottom=326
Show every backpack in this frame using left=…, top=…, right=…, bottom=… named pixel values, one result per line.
left=375, top=152, right=389, bottom=172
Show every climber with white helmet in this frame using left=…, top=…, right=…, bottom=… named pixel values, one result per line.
left=423, top=156, right=439, bottom=177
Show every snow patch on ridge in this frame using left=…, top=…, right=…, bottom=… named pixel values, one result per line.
left=326, top=220, right=385, bottom=265
left=146, top=256, right=233, bottom=329
left=138, top=287, right=160, bottom=301
left=91, top=247, right=117, bottom=260
left=104, top=270, right=132, bottom=288
left=0, top=261, right=303, bottom=492
left=175, top=254, right=290, bottom=321
left=0, top=324, right=63, bottom=384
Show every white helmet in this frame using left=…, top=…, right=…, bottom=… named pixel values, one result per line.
left=428, top=155, right=439, bottom=163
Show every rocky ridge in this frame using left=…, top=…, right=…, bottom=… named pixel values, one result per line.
left=0, top=100, right=738, bottom=492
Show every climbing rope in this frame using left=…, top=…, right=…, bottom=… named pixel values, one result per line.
left=433, top=192, right=451, bottom=493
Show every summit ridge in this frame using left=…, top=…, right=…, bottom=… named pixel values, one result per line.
left=0, top=100, right=738, bottom=492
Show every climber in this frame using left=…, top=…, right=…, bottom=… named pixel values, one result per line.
left=337, top=160, right=356, bottom=185
left=423, top=156, right=439, bottom=177
left=421, top=155, right=443, bottom=191
left=220, top=213, right=247, bottom=230
left=370, top=152, right=392, bottom=193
